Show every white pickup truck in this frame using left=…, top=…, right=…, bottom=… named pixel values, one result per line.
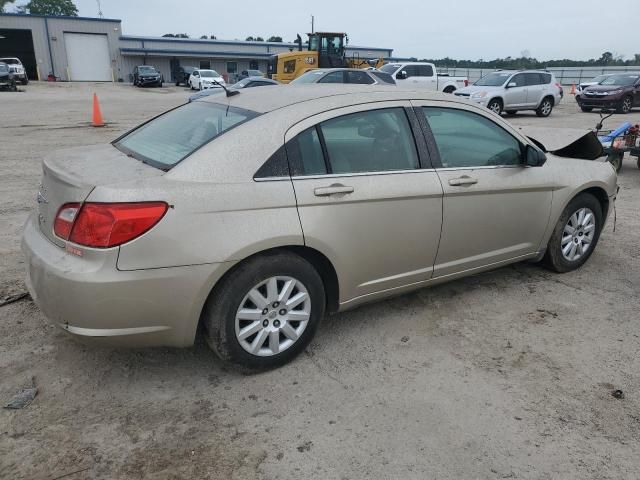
left=379, top=62, right=468, bottom=93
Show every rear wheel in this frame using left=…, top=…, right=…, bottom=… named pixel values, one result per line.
left=543, top=193, right=603, bottom=273
left=505, top=110, right=518, bottom=115
left=536, top=97, right=554, bottom=117
left=21, top=78, right=28, bottom=85
left=203, top=251, right=326, bottom=369
left=443, top=86, right=456, bottom=94
left=617, top=96, right=633, bottom=114
left=487, top=99, right=503, bottom=115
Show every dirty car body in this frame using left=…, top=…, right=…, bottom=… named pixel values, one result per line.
left=22, top=86, right=617, bottom=367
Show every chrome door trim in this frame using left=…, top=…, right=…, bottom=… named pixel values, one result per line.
left=254, top=168, right=437, bottom=182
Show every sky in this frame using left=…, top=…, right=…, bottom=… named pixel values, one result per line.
left=12, top=0, right=640, bottom=60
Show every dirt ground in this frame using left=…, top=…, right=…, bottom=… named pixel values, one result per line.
left=1, top=82, right=639, bottom=480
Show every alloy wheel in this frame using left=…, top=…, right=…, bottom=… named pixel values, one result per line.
left=541, top=100, right=552, bottom=116
left=235, top=276, right=311, bottom=357
left=622, top=97, right=632, bottom=113
left=561, top=207, right=596, bottom=262
left=488, top=101, right=502, bottom=114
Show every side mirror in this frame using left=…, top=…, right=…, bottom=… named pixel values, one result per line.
left=506, top=82, right=517, bottom=88
left=396, top=71, right=407, bottom=80
left=525, top=144, right=547, bottom=167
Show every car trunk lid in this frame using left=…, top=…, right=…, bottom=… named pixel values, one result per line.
left=37, top=144, right=164, bottom=247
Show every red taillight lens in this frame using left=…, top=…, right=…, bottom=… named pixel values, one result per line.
left=54, top=203, right=81, bottom=240
left=54, top=202, right=168, bottom=248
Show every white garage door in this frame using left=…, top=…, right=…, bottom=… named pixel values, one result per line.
left=64, top=33, right=111, bottom=81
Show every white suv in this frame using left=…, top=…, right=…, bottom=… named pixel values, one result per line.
left=188, top=69, right=226, bottom=90
left=0, top=57, right=28, bottom=85
left=454, top=70, right=562, bottom=117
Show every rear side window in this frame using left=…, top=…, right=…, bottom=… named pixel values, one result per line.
left=287, top=127, right=327, bottom=176
left=541, top=73, right=552, bottom=84
left=424, top=107, right=522, bottom=168
left=417, top=65, right=433, bottom=76
left=346, top=70, right=374, bottom=84
left=524, top=73, right=542, bottom=86
left=114, top=102, right=257, bottom=170
left=318, top=71, right=345, bottom=83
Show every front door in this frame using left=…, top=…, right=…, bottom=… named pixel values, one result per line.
left=287, top=103, right=444, bottom=303
left=503, top=73, right=528, bottom=109
left=414, top=103, right=553, bottom=277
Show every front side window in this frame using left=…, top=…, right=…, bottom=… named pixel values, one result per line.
left=423, top=107, right=522, bottom=168
left=318, top=71, right=345, bottom=83
left=509, top=74, right=526, bottom=87
left=402, top=65, right=418, bottom=78
left=346, top=70, right=374, bottom=84
left=114, top=102, right=257, bottom=170
left=320, top=108, right=419, bottom=174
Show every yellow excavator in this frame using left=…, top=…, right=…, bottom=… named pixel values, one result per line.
left=268, top=32, right=385, bottom=83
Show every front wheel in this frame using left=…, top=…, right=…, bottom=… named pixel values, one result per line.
left=203, top=251, right=326, bottom=369
left=617, top=96, right=633, bottom=114
left=607, top=152, right=623, bottom=172
left=580, top=106, right=593, bottom=112
left=487, top=99, right=503, bottom=115
left=536, top=97, right=554, bottom=117
left=505, top=110, right=518, bottom=115
left=543, top=193, right=603, bottom=273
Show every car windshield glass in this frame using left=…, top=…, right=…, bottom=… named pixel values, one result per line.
left=233, top=78, right=251, bottom=88
left=0, top=64, right=8, bottom=73
left=474, top=72, right=511, bottom=86
left=114, top=102, right=257, bottom=170
left=1, top=58, right=20, bottom=65
left=139, top=66, right=156, bottom=74
left=290, top=70, right=327, bottom=84
left=592, top=75, right=608, bottom=83
left=200, top=70, right=219, bottom=77
left=379, top=64, right=401, bottom=74
left=600, top=75, right=638, bottom=86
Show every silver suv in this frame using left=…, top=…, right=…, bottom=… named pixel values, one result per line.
left=454, top=70, right=562, bottom=117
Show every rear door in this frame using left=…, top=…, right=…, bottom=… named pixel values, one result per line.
left=412, top=102, right=553, bottom=277
left=503, top=73, right=528, bottom=109
left=524, top=73, right=545, bottom=107
left=287, top=102, right=443, bottom=304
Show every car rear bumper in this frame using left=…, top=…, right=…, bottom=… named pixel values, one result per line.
left=21, top=213, right=232, bottom=348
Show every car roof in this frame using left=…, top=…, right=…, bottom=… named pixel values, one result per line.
left=203, top=84, right=467, bottom=114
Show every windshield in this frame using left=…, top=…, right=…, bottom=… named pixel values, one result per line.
left=114, top=102, right=257, bottom=170
left=592, top=75, right=608, bottom=83
left=600, top=74, right=638, bottom=86
left=139, top=66, right=157, bottom=74
left=200, top=70, right=219, bottom=78
left=380, top=64, right=401, bottom=74
left=290, top=70, right=326, bottom=84
left=0, top=64, right=8, bottom=73
left=0, top=58, right=20, bottom=65
left=474, top=72, right=512, bottom=86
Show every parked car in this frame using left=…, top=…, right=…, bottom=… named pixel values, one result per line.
left=0, top=62, right=17, bottom=91
left=454, top=70, right=562, bottom=116
left=189, top=76, right=279, bottom=101
left=173, top=66, right=196, bottom=86
left=189, top=69, right=226, bottom=90
left=237, top=69, right=265, bottom=80
left=22, top=86, right=617, bottom=369
left=133, top=65, right=163, bottom=87
left=575, top=74, right=615, bottom=97
left=0, top=57, right=28, bottom=85
left=378, top=62, right=467, bottom=93
left=290, top=68, right=395, bottom=85
left=577, top=73, right=640, bottom=113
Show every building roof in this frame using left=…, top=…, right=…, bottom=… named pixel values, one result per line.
left=0, top=12, right=121, bottom=23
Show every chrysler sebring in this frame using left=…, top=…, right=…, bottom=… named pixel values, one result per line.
left=22, top=86, right=617, bottom=368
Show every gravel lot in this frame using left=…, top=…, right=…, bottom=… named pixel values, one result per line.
left=1, top=82, right=639, bottom=480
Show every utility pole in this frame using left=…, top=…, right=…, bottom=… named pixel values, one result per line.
left=311, top=15, right=314, bottom=33
left=96, top=0, right=104, bottom=18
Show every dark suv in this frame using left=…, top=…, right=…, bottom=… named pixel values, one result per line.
left=133, top=65, right=163, bottom=87
left=578, top=73, right=640, bottom=113
left=0, top=62, right=17, bottom=91
left=173, top=66, right=196, bottom=86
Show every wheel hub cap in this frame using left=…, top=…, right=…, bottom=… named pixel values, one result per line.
left=561, top=207, right=596, bottom=262
left=235, top=276, right=311, bottom=357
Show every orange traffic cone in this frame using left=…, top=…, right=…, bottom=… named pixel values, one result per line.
left=570, top=84, right=576, bottom=95
left=92, top=93, right=104, bottom=127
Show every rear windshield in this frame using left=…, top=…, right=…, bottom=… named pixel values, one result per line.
left=474, top=72, right=511, bottom=86
left=114, top=102, right=257, bottom=170
left=600, top=74, right=639, bottom=86
left=379, top=64, right=401, bottom=74
left=290, top=70, right=326, bottom=84
left=370, top=71, right=395, bottom=84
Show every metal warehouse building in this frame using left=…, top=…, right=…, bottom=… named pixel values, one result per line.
left=0, top=13, right=393, bottom=83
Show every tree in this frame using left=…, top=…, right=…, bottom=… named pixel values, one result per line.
left=19, top=0, right=78, bottom=15
left=599, top=51, right=613, bottom=65
left=209, top=35, right=217, bottom=40
left=200, top=35, right=207, bottom=39
left=267, top=36, right=283, bottom=42
left=634, top=54, right=640, bottom=65
left=162, top=33, right=189, bottom=38
left=245, top=36, right=264, bottom=42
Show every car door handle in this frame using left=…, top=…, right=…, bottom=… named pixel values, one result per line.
left=314, top=184, right=354, bottom=197
left=448, top=176, right=478, bottom=186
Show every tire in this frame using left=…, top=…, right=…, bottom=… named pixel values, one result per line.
left=542, top=193, right=603, bottom=273
left=536, top=97, right=554, bottom=117
left=487, top=98, right=503, bottom=115
left=580, top=106, right=593, bottom=112
left=21, top=78, right=28, bottom=85
left=637, top=157, right=640, bottom=170
left=203, top=251, right=326, bottom=369
left=443, top=86, right=456, bottom=94
left=190, top=82, right=194, bottom=90
left=505, top=110, right=518, bottom=115
left=175, top=80, right=180, bottom=86
left=617, top=96, right=633, bottom=114
left=607, top=152, right=623, bottom=172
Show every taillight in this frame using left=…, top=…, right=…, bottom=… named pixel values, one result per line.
left=54, top=202, right=168, bottom=248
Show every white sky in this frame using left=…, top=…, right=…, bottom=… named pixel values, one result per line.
left=26, top=0, right=640, bottom=60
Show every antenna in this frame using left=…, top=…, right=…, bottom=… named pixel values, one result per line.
left=96, top=0, right=104, bottom=18
left=311, top=15, right=314, bottom=33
